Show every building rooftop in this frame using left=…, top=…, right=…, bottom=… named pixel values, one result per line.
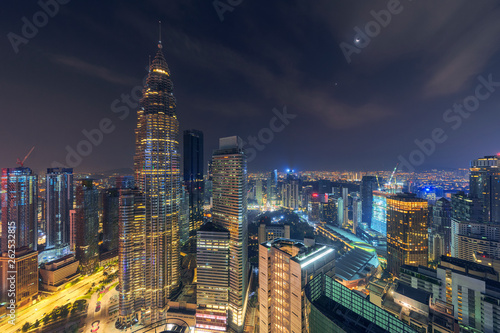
left=439, top=255, right=497, bottom=275
left=395, top=282, right=431, bottom=305
left=263, top=238, right=335, bottom=269
left=198, top=221, right=228, bottom=233
left=335, top=247, right=379, bottom=282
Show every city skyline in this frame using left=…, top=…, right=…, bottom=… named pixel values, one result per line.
left=4, top=2, right=500, bottom=333
left=3, top=2, right=500, bottom=172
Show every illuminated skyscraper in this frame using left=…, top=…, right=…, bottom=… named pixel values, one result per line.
left=1, top=167, right=38, bottom=253
left=282, top=175, right=299, bottom=210
left=196, top=222, right=230, bottom=332
left=184, top=129, right=204, bottom=237
left=387, top=193, right=428, bottom=276
left=469, top=155, right=500, bottom=223
left=46, top=168, right=73, bottom=249
left=132, top=36, right=181, bottom=319
left=102, top=188, right=119, bottom=253
left=361, top=175, right=378, bottom=226
left=267, top=169, right=277, bottom=207
left=116, top=189, right=145, bottom=329
left=212, top=136, right=248, bottom=332
left=74, top=179, right=99, bottom=274
left=256, top=179, right=263, bottom=206
left=259, top=239, right=335, bottom=333
left=372, top=190, right=391, bottom=235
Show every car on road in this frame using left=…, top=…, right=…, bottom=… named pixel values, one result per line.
left=90, top=320, right=100, bottom=332
left=95, top=301, right=101, bottom=312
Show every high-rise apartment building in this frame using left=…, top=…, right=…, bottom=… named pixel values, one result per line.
left=470, top=155, right=500, bottom=223
left=46, top=168, right=73, bottom=250
left=184, top=129, right=204, bottom=236
left=196, top=222, right=230, bottom=332
left=212, top=136, right=248, bottom=332
left=131, top=37, right=181, bottom=320
left=1, top=167, right=38, bottom=253
left=74, top=179, right=99, bottom=274
left=387, top=193, right=428, bottom=276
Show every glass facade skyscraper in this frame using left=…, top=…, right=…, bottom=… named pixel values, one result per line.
left=386, top=193, right=428, bottom=276
left=212, top=136, right=248, bottom=332
left=361, top=175, right=378, bottom=226
left=1, top=167, right=38, bottom=253
left=74, top=179, right=99, bottom=274
left=46, top=168, right=73, bottom=249
left=183, top=129, right=204, bottom=237
left=469, top=155, right=500, bottom=223
left=121, top=38, right=181, bottom=324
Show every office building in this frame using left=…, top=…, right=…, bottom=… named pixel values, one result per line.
left=451, top=191, right=483, bottom=222
left=39, top=253, right=79, bottom=291
left=184, top=129, right=204, bottom=236
left=132, top=37, right=181, bottom=320
left=0, top=247, right=38, bottom=307
left=1, top=167, right=38, bottom=252
left=267, top=169, right=277, bottom=207
left=257, top=223, right=290, bottom=244
left=45, top=168, right=73, bottom=250
left=259, top=239, right=335, bottom=333
left=321, top=194, right=337, bottom=225
left=212, top=136, right=248, bottom=332
left=255, top=179, right=263, bottom=206
left=282, top=176, right=299, bottom=210
left=179, top=184, right=190, bottom=244
left=74, top=179, right=99, bottom=274
left=432, top=198, right=451, bottom=256
left=470, top=155, right=500, bottom=223
left=196, top=222, right=230, bottom=332
left=371, top=190, right=390, bottom=235
left=352, top=195, right=362, bottom=234
left=387, top=193, right=428, bottom=276
left=361, top=176, right=378, bottom=226
left=304, top=271, right=417, bottom=333
left=102, top=188, right=120, bottom=253
left=116, top=189, right=146, bottom=329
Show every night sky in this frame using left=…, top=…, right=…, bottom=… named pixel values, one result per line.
left=2, top=0, right=500, bottom=173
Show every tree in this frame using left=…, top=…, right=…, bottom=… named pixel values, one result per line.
left=34, top=319, right=40, bottom=328
left=22, top=322, right=30, bottom=332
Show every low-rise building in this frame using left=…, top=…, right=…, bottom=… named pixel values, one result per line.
left=39, top=254, right=80, bottom=291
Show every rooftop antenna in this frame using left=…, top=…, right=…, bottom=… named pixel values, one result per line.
left=158, top=20, right=162, bottom=49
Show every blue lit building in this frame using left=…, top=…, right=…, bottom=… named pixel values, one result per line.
left=371, top=191, right=390, bottom=236
left=1, top=167, right=38, bottom=252
left=46, top=168, right=73, bottom=250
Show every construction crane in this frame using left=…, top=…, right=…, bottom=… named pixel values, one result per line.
left=388, top=163, right=399, bottom=186
left=17, top=146, right=35, bottom=167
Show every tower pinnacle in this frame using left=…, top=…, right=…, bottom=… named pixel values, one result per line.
left=158, top=20, right=162, bottom=49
